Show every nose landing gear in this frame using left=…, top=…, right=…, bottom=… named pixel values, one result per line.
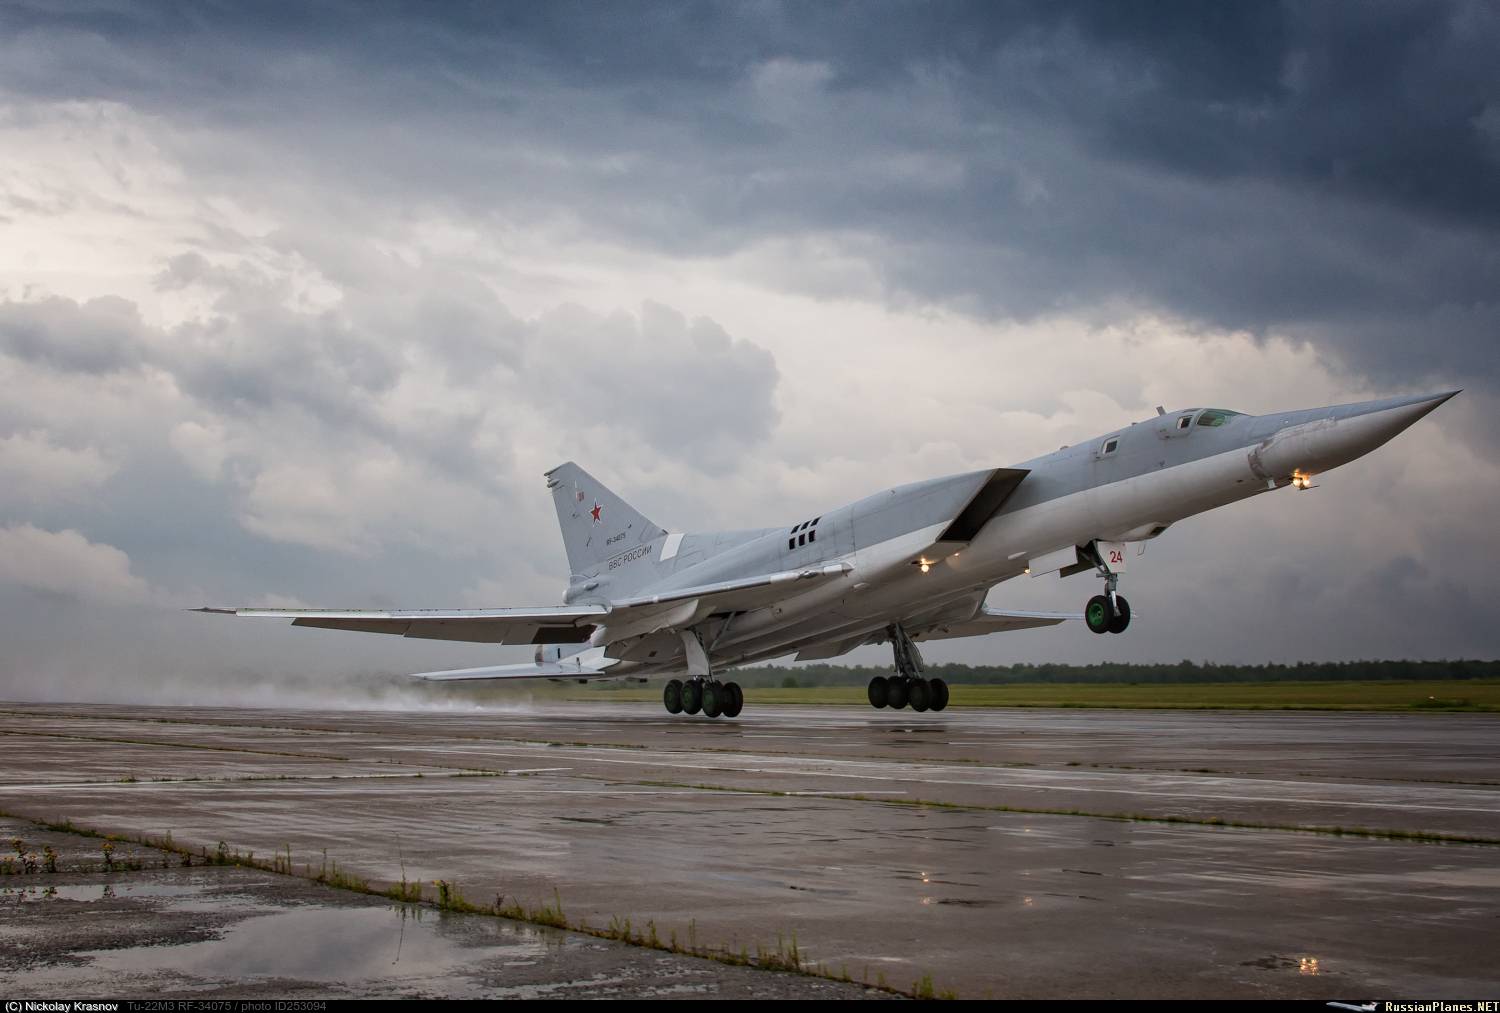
left=1084, top=541, right=1131, bottom=635
left=867, top=624, right=949, bottom=712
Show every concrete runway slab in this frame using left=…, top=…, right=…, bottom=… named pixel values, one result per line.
left=0, top=817, right=882, bottom=999
left=3, top=701, right=1499, bottom=998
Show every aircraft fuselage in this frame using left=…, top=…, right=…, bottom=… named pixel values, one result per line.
left=591, top=392, right=1455, bottom=675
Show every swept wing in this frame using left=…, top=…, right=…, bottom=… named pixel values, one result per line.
left=195, top=562, right=851, bottom=646
left=909, top=607, right=1081, bottom=642
left=793, top=606, right=1080, bottom=661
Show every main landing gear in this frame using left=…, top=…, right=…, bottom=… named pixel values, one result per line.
left=1084, top=543, right=1131, bottom=635
left=663, top=678, right=743, bottom=719
left=868, top=624, right=949, bottom=713
left=663, top=628, right=743, bottom=719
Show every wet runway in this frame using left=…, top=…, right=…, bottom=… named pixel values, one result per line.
left=0, top=815, right=878, bottom=999
left=3, top=701, right=1499, bottom=998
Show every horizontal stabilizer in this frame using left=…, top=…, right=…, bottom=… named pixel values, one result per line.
left=411, top=653, right=615, bottom=683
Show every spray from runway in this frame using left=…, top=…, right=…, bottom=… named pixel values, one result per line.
left=0, top=663, right=564, bottom=714
left=0, top=599, right=565, bottom=714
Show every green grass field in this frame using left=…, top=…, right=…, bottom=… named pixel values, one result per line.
left=555, top=679, right=1500, bottom=711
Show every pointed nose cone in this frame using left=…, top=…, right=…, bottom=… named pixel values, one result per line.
left=1335, top=390, right=1461, bottom=460
left=1254, top=391, right=1459, bottom=482
left=1344, top=389, right=1461, bottom=425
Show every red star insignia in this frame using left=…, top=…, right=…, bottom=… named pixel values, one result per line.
left=590, top=502, right=602, bottom=523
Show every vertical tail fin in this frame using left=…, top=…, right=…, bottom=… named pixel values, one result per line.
left=544, top=462, right=665, bottom=585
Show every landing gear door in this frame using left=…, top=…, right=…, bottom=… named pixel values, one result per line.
left=1095, top=540, right=1127, bottom=574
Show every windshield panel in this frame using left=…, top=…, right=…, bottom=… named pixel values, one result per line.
left=1196, top=408, right=1244, bottom=427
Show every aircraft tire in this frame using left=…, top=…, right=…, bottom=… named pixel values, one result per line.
left=702, top=682, right=723, bottom=718
left=723, top=682, right=743, bottom=718
left=1107, top=596, right=1131, bottom=634
left=681, top=680, right=702, bottom=715
left=909, top=679, right=931, bottom=712
left=929, top=677, right=950, bottom=712
left=1085, top=595, right=1112, bottom=634
left=867, top=676, right=889, bottom=708
left=663, top=679, right=684, bottom=714
left=887, top=677, right=909, bottom=710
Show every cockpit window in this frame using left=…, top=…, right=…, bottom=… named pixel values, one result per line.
left=1196, top=408, right=1243, bottom=427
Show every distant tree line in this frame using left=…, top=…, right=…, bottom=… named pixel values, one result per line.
left=730, top=659, right=1500, bottom=688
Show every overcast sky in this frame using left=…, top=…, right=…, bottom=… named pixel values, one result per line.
left=1, top=1, right=1496, bottom=705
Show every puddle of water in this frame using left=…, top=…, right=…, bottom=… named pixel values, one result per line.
left=11, top=904, right=559, bottom=992
left=1, top=881, right=240, bottom=902
left=3, top=884, right=105, bottom=902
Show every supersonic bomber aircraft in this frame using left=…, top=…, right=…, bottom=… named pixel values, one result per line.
left=200, top=391, right=1458, bottom=718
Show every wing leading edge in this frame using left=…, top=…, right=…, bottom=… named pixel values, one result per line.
left=793, top=607, right=1081, bottom=661
left=909, top=607, right=1082, bottom=642
left=192, top=604, right=607, bottom=645
left=193, top=562, right=852, bottom=645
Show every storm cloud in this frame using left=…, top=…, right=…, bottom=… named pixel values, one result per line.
left=0, top=1, right=1495, bottom=700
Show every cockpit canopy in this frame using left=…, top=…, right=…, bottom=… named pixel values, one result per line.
left=1195, top=408, right=1244, bottom=427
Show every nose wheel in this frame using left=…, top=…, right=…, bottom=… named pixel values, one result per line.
left=1085, top=594, right=1130, bottom=634
left=1084, top=543, right=1131, bottom=634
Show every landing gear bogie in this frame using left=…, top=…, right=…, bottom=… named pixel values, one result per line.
left=869, top=674, right=949, bottom=713
left=871, top=624, right=952, bottom=714
left=665, top=677, right=742, bottom=719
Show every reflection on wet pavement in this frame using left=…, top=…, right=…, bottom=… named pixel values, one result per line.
left=3, top=701, right=1499, bottom=998
left=0, top=843, right=885, bottom=999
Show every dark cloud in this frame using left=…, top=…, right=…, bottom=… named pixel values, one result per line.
left=0, top=1, right=1494, bottom=691
left=8, top=1, right=1489, bottom=388
left=0, top=295, right=149, bottom=374
left=0, top=269, right=778, bottom=516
